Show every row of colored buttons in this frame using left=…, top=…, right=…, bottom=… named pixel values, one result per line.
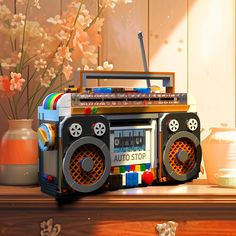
left=111, top=163, right=151, bottom=174
left=109, top=170, right=154, bottom=189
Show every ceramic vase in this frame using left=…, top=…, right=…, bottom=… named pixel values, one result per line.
left=0, top=119, right=38, bottom=185
left=202, top=128, right=236, bottom=185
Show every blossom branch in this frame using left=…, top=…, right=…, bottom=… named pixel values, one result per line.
left=28, top=1, right=85, bottom=117
left=83, top=6, right=105, bottom=32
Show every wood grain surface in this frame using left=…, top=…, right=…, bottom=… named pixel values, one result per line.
left=0, top=180, right=236, bottom=235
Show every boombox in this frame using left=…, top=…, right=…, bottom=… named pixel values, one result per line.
left=37, top=71, right=202, bottom=199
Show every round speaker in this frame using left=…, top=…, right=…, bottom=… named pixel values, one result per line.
left=63, top=137, right=111, bottom=193
left=163, top=131, right=202, bottom=181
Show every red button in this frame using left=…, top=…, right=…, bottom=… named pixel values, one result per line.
left=84, top=107, right=92, bottom=114
left=142, top=171, right=154, bottom=185
left=130, top=165, right=136, bottom=171
left=47, top=175, right=53, bottom=183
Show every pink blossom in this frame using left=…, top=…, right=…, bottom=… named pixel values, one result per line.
left=72, top=29, right=90, bottom=53
left=10, top=72, right=25, bottom=91
left=63, top=64, right=73, bottom=80
left=0, top=75, right=14, bottom=97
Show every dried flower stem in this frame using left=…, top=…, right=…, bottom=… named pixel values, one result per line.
left=17, top=68, right=37, bottom=107
left=0, top=102, right=11, bottom=119
left=18, top=0, right=30, bottom=73
left=23, top=54, right=38, bottom=67
left=9, top=36, right=15, bottom=52
left=48, top=77, right=74, bottom=93
left=14, top=0, right=17, bottom=50
left=8, top=98, right=16, bottom=119
left=0, top=64, right=3, bottom=76
left=12, top=96, right=18, bottom=118
left=26, top=65, right=30, bottom=118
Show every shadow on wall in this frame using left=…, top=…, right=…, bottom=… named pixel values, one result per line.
left=149, top=0, right=198, bottom=64
left=100, top=0, right=198, bottom=89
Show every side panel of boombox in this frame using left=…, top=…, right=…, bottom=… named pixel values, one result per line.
left=158, top=112, right=202, bottom=183
left=38, top=115, right=112, bottom=197
left=60, top=115, right=111, bottom=193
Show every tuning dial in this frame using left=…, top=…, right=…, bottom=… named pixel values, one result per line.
left=38, top=123, right=56, bottom=151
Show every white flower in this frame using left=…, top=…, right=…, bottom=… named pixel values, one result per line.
left=34, top=59, right=47, bottom=71
left=39, top=68, right=56, bottom=87
left=93, top=18, right=104, bottom=32
left=47, top=68, right=56, bottom=79
left=56, top=30, right=68, bottom=41
left=63, top=64, right=73, bottom=80
left=0, top=4, right=11, bottom=20
left=47, top=15, right=62, bottom=25
left=123, top=0, right=132, bottom=3
left=34, top=0, right=41, bottom=9
left=101, top=0, right=118, bottom=9
left=72, top=2, right=87, bottom=12
left=1, top=62, right=16, bottom=69
left=81, top=45, right=98, bottom=65
left=11, top=13, right=25, bottom=28
left=77, top=14, right=92, bottom=27
left=54, top=46, right=72, bottom=65
left=39, top=75, right=50, bottom=88
left=97, top=61, right=113, bottom=71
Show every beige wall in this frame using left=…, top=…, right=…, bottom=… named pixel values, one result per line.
left=0, top=0, right=235, bottom=137
left=100, top=0, right=235, bottom=131
left=188, top=0, right=235, bottom=129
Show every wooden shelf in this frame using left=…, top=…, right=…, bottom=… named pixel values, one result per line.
left=0, top=179, right=236, bottom=235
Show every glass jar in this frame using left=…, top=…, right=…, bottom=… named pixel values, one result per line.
left=0, top=119, right=38, bottom=185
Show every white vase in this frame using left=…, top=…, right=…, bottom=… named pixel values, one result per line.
left=202, top=127, right=236, bottom=185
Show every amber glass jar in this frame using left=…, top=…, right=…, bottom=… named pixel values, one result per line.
left=0, top=119, right=38, bottom=185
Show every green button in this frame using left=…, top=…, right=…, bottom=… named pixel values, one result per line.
left=119, top=166, right=125, bottom=173
left=140, top=164, right=146, bottom=171
left=92, top=107, right=98, bottom=114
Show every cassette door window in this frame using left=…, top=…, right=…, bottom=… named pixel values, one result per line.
left=110, top=119, right=156, bottom=169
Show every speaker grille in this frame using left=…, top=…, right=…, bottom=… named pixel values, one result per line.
left=69, top=144, right=105, bottom=185
left=168, top=138, right=195, bottom=175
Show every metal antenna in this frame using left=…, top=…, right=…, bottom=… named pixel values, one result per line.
left=138, top=31, right=150, bottom=87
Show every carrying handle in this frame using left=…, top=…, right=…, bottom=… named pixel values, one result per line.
left=79, top=70, right=175, bottom=93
